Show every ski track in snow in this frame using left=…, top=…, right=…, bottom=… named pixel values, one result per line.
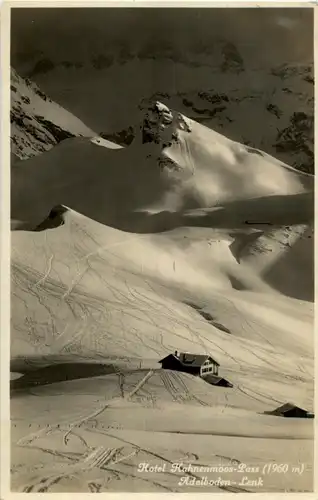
left=10, top=99, right=314, bottom=493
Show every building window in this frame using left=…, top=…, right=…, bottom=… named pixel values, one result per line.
left=202, top=366, right=215, bottom=374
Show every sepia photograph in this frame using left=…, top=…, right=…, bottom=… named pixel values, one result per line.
left=9, top=4, right=314, bottom=493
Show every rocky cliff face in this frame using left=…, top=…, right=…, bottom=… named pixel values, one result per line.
left=11, top=68, right=94, bottom=160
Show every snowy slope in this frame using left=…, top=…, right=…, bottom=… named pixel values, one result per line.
left=10, top=68, right=96, bottom=159
left=11, top=102, right=313, bottom=230
left=11, top=208, right=314, bottom=492
left=10, top=104, right=314, bottom=492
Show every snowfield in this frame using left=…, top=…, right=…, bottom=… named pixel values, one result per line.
left=10, top=101, right=314, bottom=493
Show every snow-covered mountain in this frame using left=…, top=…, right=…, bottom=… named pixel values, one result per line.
left=10, top=68, right=95, bottom=159
left=9, top=8, right=314, bottom=493
left=10, top=100, right=314, bottom=492
left=12, top=38, right=314, bottom=172
left=145, top=63, right=314, bottom=173
left=11, top=101, right=314, bottom=286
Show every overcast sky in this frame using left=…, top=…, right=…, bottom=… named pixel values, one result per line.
left=11, top=8, right=313, bottom=70
left=10, top=7, right=314, bottom=134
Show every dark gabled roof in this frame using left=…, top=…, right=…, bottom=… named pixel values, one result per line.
left=180, top=354, right=210, bottom=367
left=204, top=375, right=223, bottom=384
left=158, top=353, right=180, bottom=364
left=204, top=375, right=233, bottom=386
left=159, top=352, right=220, bottom=367
left=272, top=403, right=308, bottom=414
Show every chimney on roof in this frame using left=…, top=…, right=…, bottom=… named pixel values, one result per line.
left=174, top=350, right=178, bottom=357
